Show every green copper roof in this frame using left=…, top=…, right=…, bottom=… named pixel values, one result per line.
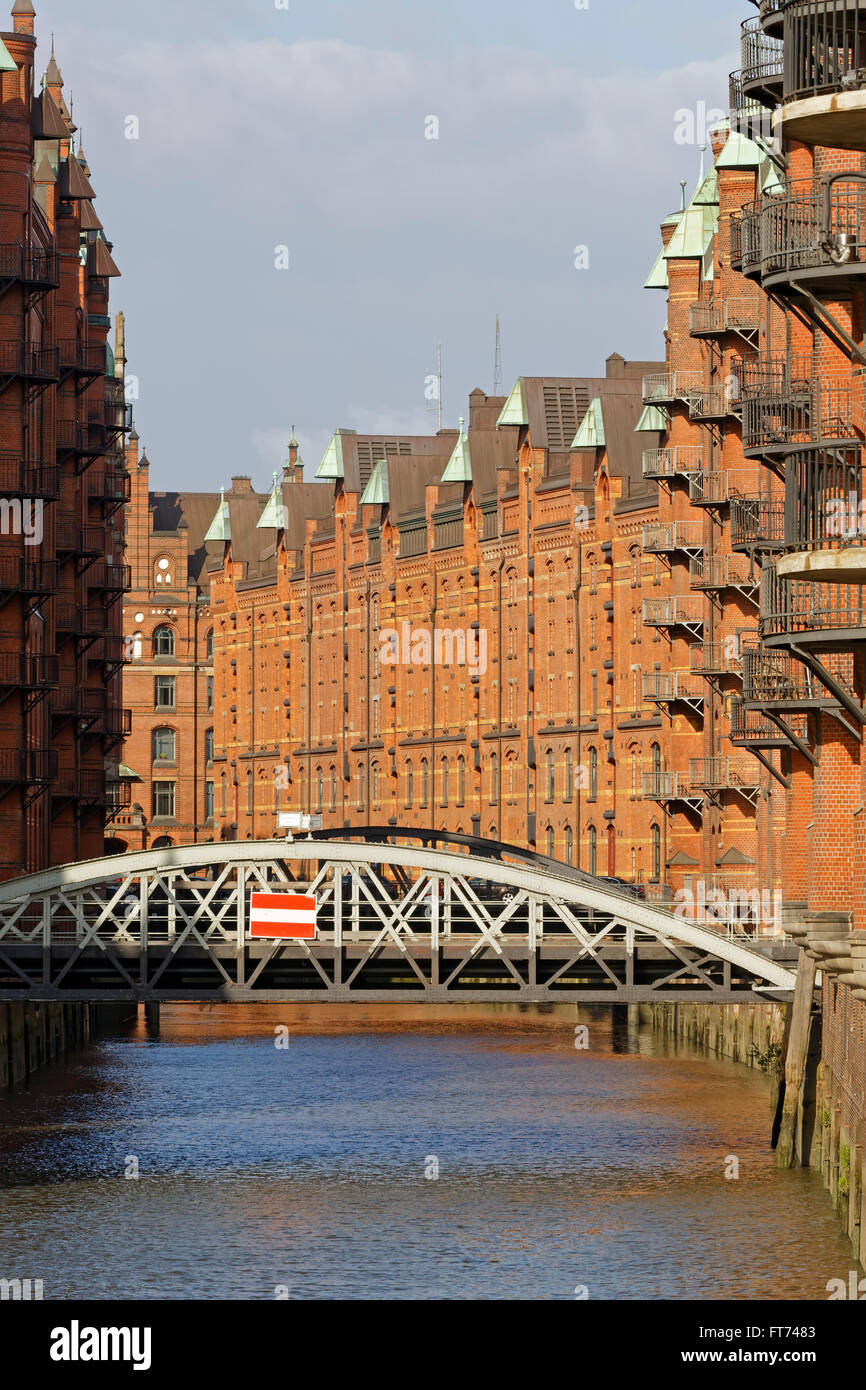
left=644, top=244, right=670, bottom=289
left=572, top=398, right=604, bottom=449
left=496, top=378, right=528, bottom=427
left=635, top=404, right=668, bottom=432
left=359, top=458, right=390, bottom=506
left=715, top=130, right=763, bottom=170
left=0, top=39, right=17, bottom=73
left=316, top=429, right=356, bottom=479
left=663, top=204, right=716, bottom=260
left=204, top=487, right=231, bottom=543
left=703, top=237, right=715, bottom=282
left=257, top=472, right=286, bottom=529
left=441, top=418, right=472, bottom=482
left=760, top=154, right=785, bottom=196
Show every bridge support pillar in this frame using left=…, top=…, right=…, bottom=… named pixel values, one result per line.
left=144, top=1002, right=160, bottom=1036
left=776, top=950, right=819, bottom=1168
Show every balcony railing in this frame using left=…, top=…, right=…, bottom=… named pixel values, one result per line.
left=56, top=603, right=105, bottom=637
left=57, top=420, right=105, bottom=457
left=0, top=557, right=57, bottom=595
left=783, top=1, right=866, bottom=103
left=106, top=778, right=134, bottom=813
left=0, top=244, right=60, bottom=289
left=53, top=770, right=106, bottom=802
left=690, top=643, right=744, bottom=677
left=56, top=517, right=106, bottom=555
left=0, top=344, right=59, bottom=382
left=642, top=371, right=702, bottom=404
left=734, top=354, right=858, bottom=451
left=86, top=561, right=131, bottom=593
left=643, top=596, right=704, bottom=628
left=0, top=653, right=59, bottom=688
left=729, top=697, right=791, bottom=746
left=57, top=341, right=106, bottom=377
left=689, top=296, right=761, bottom=338
left=86, top=467, right=131, bottom=504
left=740, top=18, right=784, bottom=102
left=0, top=452, right=59, bottom=499
left=642, top=446, right=703, bottom=479
left=689, top=385, right=735, bottom=421
left=642, top=521, right=704, bottom=552
left=731, top=496, right=786, bottom=549
left=642, top=672, right=704, bottom=704
left=0, top=747, right=58, bottom=784
left=741, top=175, right=866, bottom=283
left=760, top=560, right=866, bottom=642
left=690, top=553, right=759, bottom=591
left=641, top=771, right=704, bottom=803
left=742, top=643, right=850, bottom=704
left=689, top=757, right=761, bottom=793
left=688, top=469, right=757, bottom=506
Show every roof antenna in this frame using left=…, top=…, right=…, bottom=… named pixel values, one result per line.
left=698, top=143, right=707, bottom=180
left=493, top=314, right=503, bottom=396
left=680, top=179, right=687, bottom=210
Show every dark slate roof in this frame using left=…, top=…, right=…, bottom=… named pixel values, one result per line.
left=341, top=431, right=454, bottom=495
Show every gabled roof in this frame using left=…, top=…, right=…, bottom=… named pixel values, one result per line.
left=204, top=488, right=231, bottom=543
left=33, top=90, right=67, bottom=140
left=0, top=38, right=17, bottom=73
left=88, top=238, right=120, bottom=278
left=256, top=473, right=286, bottom=529
left=359, top=458, right=390, bottom=506
left=316, top=429, right=353, bottom=479
left=496, top=378, right=528, bottom=427
left=58, top=155, right=96, bottom=200
left=635, top=404, right=668, bottom=431
left=440, top=419, right=472, bottom=482
left=572, top=398, right=605, bottom=449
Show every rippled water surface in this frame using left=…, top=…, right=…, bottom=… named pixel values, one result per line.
left=0, top=1005, right=855, bottom=1300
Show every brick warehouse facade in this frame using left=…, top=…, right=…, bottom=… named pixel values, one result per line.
left=0, top=2, right=129, bottom=880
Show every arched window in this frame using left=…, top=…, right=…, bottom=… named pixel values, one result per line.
left=421, top=758, right=429, bottom=807
left=631, top=749, right=638, bottom=796
left=406, top=761, right=414, bottom=808
left=564, top=748, right=573, bottom=802
left=206, top=629, right=214, bottom=660
left=565, top=826, right=574, bottom=865
left=508, top=757, right=516, bottom=802
left=204, top=728, right=214, bottom=763
left=588, top=825, right=597, bottom=877
left=589, top=747, right=598, bottom=800
left=490, top=753, right=499, bottom=803
left=330, top=767, right=337, bottom=811
left=153, top=625, right=175, bottom=657
left=372, top=763, right=381, bottom=809
left=652, top=742, right=661, bottom=775
left=547, top=826, right=555, bottom=859
left=152, top=727, right=176, bottom=762
left=358, top=764, right=366, bottom=811
left=457, top=756, right=466, bottom=806
left=441, top=757, right=450, bottom=807
left=652, top=824, right=661, bottom=882
left=315, top=766, right=323, bottom=812
left=154, top=556, right=172, bottom=587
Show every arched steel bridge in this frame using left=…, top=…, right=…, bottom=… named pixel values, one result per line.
left=0, top=829, right=798, bottom=1004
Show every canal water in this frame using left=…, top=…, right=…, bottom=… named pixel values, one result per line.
left=0, top=1005, right=855, bottom=1300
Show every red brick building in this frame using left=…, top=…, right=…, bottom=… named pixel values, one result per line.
left=0, top=2, right=129, bottom=879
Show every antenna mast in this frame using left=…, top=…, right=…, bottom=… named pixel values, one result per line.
left=494, top=314, right=503, bottom=396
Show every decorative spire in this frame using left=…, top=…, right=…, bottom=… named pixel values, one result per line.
left=12, top=1, right=35, bottom=38
left=204, top=487, right=231, bottom=544
left=680, top=179, right=687, bottom=210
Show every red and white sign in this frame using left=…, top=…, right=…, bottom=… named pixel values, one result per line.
left=249, top=892, right=318, bottom=940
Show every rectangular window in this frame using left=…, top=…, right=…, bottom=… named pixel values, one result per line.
left=154, top=676, right=176, bottom=710
left=207, top=676, right=214, bottom=712
left=204, top=781, right=215, bottom=819
left=153, top=781, right=176, bottom=819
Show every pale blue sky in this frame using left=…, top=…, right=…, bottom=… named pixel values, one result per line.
left=37, top=0, right=746, bottom=486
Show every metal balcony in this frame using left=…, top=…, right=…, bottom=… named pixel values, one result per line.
left=729, top=696, right=792, bottom=747
left=57, top=420, right=106, bottom=463
left=690, top=553, right=760, bottom=599
left=0, top=557, right=57, bottom=599
left=0, top=343, right=59, bottom=389
left=642, top=672, right=705, bottom=713
left=756, top=0, right=786, bottom=36
left=56, top=516, right=106, bottom=556
left=689, top=643, right=744, bottom=679
left=106, top=778, right=133, bottom=814
left=689, top=385, right=737, bottom=422
left=688, top=469, right=757, bottom=507
left=0, top=653, right=59, bottom=691
left=0, top=452, right=59, bottom=499
left=57, top=340, right=106, bottom=383
left=87, top=632, right=126, bottom=668
left=642, top=446, right=703, bottom=479
left=642, top=371, right=702, bottom=405
left=642, top=521, right=704, bottom=554
left=643, top=596, right=704, bottom=635
left=779, top=1, right=866, bottom=150
left=56, top=604, right=105, bottom=639
left=735, top=354, right=857, bottom=454
left=760, top=560, right=866, bottom=646
left=86, top=561, right=131, bottom=593
left=741, top=642, right=850, bottom=708
left=740, top=18, right=784, bottom=107
left=86, top=467, right=131, bottom=505
left=52, top=769, right=107, bottom=804
left=0, top=747, right=58, bottom=786
left=731, top=497, right=785, bottom=551
left=641, top=770, right=705, bottom=808
left=0, top=244, right=61, bottom=292
left=728, top=75, right=775, bottom=144
left=740, top=174, right=866, bottom=292
left=689, top=757, right=761, bottom=800
left=689, top=296, right=761, bottom=341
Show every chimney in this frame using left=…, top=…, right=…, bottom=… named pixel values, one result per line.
left=11, top=0, right=35, bottom=36
left=230, top=475, right=253, bottom=494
